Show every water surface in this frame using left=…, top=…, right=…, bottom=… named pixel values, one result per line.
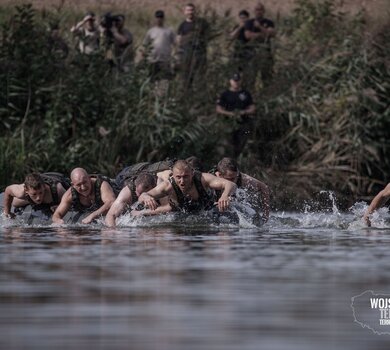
left=1, top=209, right=390, bottom=350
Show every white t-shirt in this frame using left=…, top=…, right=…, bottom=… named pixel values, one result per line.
left=77, top=27, right=100, bottom=55
left=143, top=26, right=176, bottom=63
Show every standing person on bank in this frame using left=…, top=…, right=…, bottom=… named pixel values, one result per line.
left=243, top=2, right=275, bottom=89
left=216, top=73, right=256, bottom=157
left=70, top=12, right=100, bottom=55
left=229, top=10, right=250, bottom=73
left=142, top=10, right=176, bottom=81
left=100, top=14, right=133, bottom=72
left=175, top=3, right=209, bottom=90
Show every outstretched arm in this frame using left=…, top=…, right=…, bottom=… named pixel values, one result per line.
left=138, top=181, right=172, bottom=211
left=82, top=181, right=116, bottom=224
left=105, top=187, right=133, bottom=227
left=131, top=197, right=172, bottom=217
left=52, top=189, right=73, bottom=224
left=202, top=173, right=237, bottom=212
left=3, top=184, right=29, bottom=218
left=364, top=183, right=390, bottom=226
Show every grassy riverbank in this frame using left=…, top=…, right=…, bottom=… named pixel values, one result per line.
left=0, top=0, right=389, bottom=209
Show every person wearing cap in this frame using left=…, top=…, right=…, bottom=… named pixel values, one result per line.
left=243, top=2, right=275, bottom=88
left=175, top=3, right=209, bottom=90
left=216, top=73, right=256, bottom=157
left=142, top=10, right=176, bottom=81
left=70, top=12, right=100, bottom=55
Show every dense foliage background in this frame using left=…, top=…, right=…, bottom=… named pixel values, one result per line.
left=0, top=1, right=389, bottom=209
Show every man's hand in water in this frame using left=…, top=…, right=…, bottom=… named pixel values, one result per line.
left=138, top=193, right=158, bottom=211
left=131, top=210, right=144, bottom=217
left=217, top=195, right=231, bottom=212
left=364, top=213, right=372, bottom=227
left=52, top=218, right=65, bottom=225
left=82, top=216, right=94, bottom=224
left=3, top=212, right=16, bottom=219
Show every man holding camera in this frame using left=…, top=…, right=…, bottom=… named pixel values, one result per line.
left=100, top=14, right=133, bottom=72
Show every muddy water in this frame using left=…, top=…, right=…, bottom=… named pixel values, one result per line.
left=0, top=210, right=390, bottom=350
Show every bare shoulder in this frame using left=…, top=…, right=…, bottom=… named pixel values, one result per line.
left=241, top=173, right=268, bottom=190
left=61, top=188, right=73, bottom=203
left=116, top=186, right=132, bottom=202
left=56, top=182, right=67, bottom=194
left=200, top=172, right=219, bottom=186
left=241, top=173, right=257, bottom=186
left=101, top=180, right=114, bottom=192
left=5, top=184, right=26, bottom=198
left=157, top=170, right=172, bottom=182
left=201, top=172, right=215, bottom=181
left=150, top=179, right=174, bottom=196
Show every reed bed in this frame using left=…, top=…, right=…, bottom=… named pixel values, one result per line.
left=0, top=0, right=389, bottom=208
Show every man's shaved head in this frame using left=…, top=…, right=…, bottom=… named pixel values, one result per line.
left=70, top=168, right=89, bottom=182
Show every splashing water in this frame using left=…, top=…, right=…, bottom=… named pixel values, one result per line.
left=0, top=190, right=389, bottom=230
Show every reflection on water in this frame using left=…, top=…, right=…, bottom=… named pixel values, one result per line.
left=1, top=211, right=390, bottom=350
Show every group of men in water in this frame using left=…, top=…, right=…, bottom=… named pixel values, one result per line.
left=2, top=157, right=389, bottom=227
left=2, top=158, right=270, bottom=227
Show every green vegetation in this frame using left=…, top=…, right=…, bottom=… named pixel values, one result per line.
left=0, top=1, right=389, bottom=208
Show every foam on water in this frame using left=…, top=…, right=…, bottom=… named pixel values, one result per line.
left=0, top=191, right=389, bottom=230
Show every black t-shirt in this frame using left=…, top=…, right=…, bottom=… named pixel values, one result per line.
left=177, top=18, right=209, bottom=51
left=232, top=23, right=252, bottom=59
left=244, top=17, right=274, bottom=44
left=178, top=21, right=195, bottom=36
left=232, top=24, right=248, bottom=44
left=217, top=89, right=254, bottom=122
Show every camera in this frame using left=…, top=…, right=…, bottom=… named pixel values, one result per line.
left=100, top=13, right=120, bottom=30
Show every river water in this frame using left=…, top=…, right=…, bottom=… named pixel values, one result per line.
left=1, top=204, right=390, bottom=350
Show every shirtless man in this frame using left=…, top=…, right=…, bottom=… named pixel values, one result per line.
left=3, top=172, right=69, bottom=218
left=137, top=160, right=236, bottom=216
left=105, top=172, right=160, bottom=227
left=213, top=157, right=270, bottom=223
left=115, top=160, right=174, bottom=189
left=364, top=183, right=390, bottom=226
left=52, top=168, right=116, bottom=224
